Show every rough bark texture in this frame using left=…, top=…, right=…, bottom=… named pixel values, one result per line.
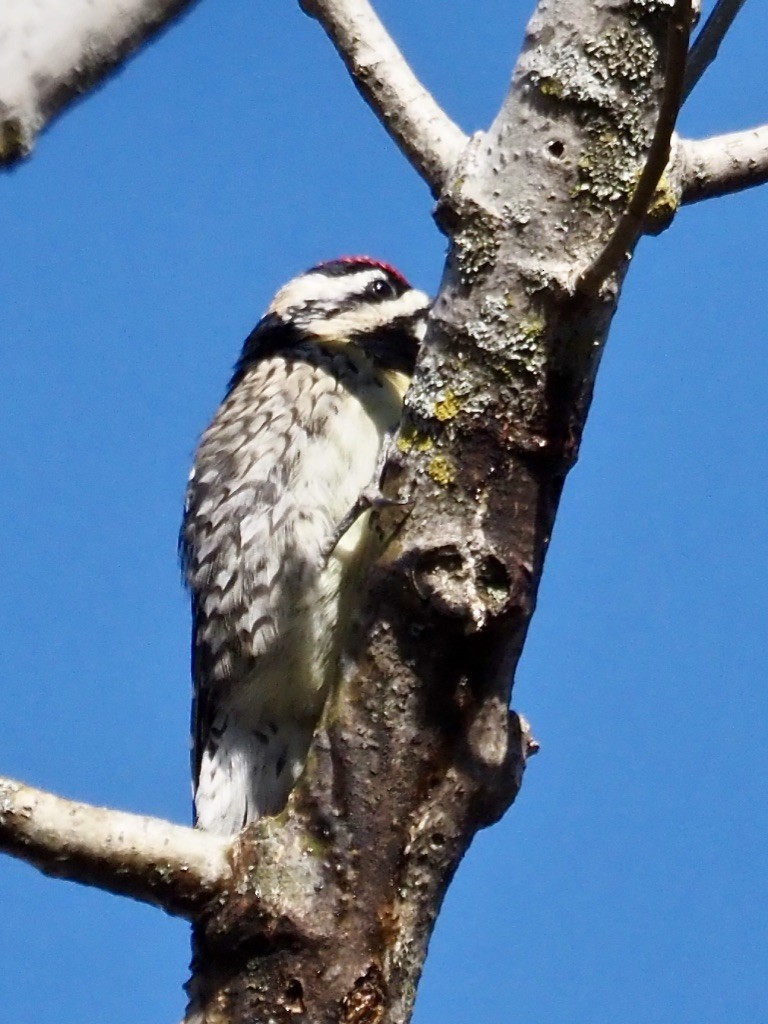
left=2, top=0, right=765, bottom=1016
left=185, top=1, right=687, bottom=1021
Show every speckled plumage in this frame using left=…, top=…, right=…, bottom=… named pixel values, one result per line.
left=181, top=259, right=429, bottom=835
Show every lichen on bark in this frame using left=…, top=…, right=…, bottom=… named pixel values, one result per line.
left=183, top=2, right=689, bottom=1020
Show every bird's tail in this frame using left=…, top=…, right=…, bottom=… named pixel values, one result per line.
left=194, top=715, right=314, bottom=835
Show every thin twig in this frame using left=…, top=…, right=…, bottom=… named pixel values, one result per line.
left=680, top=126, right=768, bottom=204
left=0, top=776, right=231, bottom=918
left=576, top=0, right=692, bottom=295
left=683, top=0, right=750, bottom=102
left=298, top=0, right=467, bottom=196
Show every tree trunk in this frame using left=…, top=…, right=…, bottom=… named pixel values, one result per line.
left=184, top=1, right=685, bottom=1019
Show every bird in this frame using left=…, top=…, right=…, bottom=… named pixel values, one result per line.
left=180, top=257, right=430, bottom=835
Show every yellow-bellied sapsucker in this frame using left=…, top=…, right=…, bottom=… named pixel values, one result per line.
left=180, top=257, right=430, bottom=835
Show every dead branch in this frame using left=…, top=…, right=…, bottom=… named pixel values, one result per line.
left=683, top=0, right=750, bottom=101
left=297, top=0, right=467, bottom=195
left=0, top=776, right=231, bottom=917
left=0, top=0, right=200, bottom=165
left=679, top=126, right=768, bottom=204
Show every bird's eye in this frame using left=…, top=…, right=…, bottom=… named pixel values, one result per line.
left=366, top=278, right=397, bottom=300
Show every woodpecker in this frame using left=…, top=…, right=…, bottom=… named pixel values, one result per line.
left=180, top=257, right=430, bottom=835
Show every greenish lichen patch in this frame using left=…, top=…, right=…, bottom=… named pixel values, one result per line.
left=464, top=296, right=548, bottom=383
left=406, top=354, right=491, bottom=423
left=453, top=207, right=502, bottom=285
left=510, top=316, right=548, bottom=380
left=427, top=456, right=456, bottom=487
left=524, top=18, right=663, bottom=211
left=298, top=832, right=330, bottom=860
left=645, top=171, right=681, bottom=231
left=526, top=46, right=617, bottom=109
left=537, top=76, right=564, bottom=99
left=575, top=126, right=638, bottom=202
left=397, top=418, right=435, bottom=454
left=434, top=390, right=461, bottom=422
left=465, top=296, right=514, bottom=356
left=501, top=200, right=533, bottom=229
left=573, top=85, right=654, bottom=205
left=584, top=24, right=656, bottom=84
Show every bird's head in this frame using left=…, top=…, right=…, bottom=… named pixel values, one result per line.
left=233, top=257, right=431, bottom=389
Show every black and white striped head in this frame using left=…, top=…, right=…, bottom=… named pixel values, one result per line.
left=234, top=257, right=430, bottom=385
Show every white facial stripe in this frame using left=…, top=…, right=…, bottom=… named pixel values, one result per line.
left=308, top=288, right=430, bottom=340
left=269, top=269, right=392, bottom=315
left=412, top=315, right=428, bottom=341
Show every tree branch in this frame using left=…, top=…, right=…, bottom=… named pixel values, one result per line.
left=297, top=0, right=467, bottom=195
left=0, top=0, right=200, bottom=165
left=576, top=0, right=692, bottom=294
left=683, top=0, right=749, bottom=102
left=0, top=777, right=231, bottom=918
left=185, top=0, right=707, bottom=1016
left=679, top=126, right=768, bottom=203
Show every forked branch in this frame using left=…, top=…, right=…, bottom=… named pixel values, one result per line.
left=298, top=0, right=467, bottom=194
left=0, top=776, right=231, bottom=917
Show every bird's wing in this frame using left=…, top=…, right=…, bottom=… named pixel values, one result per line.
left=180, top=357, right=344, bottom=799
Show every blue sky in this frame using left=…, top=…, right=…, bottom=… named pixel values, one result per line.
left=2, top=2, right=767, bottom=1021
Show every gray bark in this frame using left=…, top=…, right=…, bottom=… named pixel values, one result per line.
left=185, top=1, right=691, bottom=1020
left=4, top=0, right=764, bottom=1021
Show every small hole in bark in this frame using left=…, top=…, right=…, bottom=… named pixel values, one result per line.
left=477, top=555, right=511, bottom=606
left=431, top=832, right=446, bottom=848
left=420, top=546, right=463, bottom=574
left=284, top=978, right=305, bottom=1014
left=546, top=139, right=565, bottom=159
